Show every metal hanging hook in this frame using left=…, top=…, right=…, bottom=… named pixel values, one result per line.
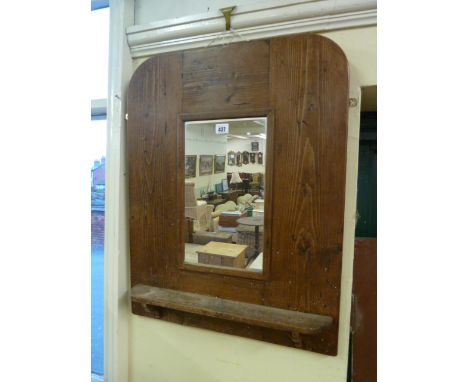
left=219, top=6, right=236, bottom=31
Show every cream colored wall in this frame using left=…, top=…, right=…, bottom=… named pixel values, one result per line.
left=128, top=26, right=375, bottom=382
left=322, top=27, right=377, bottom=87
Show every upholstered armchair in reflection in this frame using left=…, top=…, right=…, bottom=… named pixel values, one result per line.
left=184, top=182, right=214, bottom=232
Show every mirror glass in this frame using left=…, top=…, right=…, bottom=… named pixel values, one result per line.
left=184, top=117, right=267, bottom=273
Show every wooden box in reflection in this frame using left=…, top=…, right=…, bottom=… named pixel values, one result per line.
left=197, top=241, right=248, bottom=268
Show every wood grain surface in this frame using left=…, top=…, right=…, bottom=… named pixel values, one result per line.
left=132, top=284, right=333, bottom=335
left=352, top=238, right=377, bottom=382
left=127, top=33, right=349, bottom=355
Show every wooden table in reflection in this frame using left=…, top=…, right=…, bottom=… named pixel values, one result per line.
left=236, top=216, right=264, bottom=258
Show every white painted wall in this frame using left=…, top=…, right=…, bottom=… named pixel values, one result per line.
left=186, top=123, right=227, bottom=195
left=226, top=137, right=266, bottom=174
left=124, top=4, right=376, bottom=382
left=135, top=0, right=283, bottom=24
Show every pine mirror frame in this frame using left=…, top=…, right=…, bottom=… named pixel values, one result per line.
left=127, top=33, right=349, bottom=355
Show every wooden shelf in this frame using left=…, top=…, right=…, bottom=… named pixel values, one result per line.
left=131, top=284, right=333, bottom=335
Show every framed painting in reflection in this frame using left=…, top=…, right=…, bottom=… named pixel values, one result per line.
left=214, top=155, right=226, bottom=173
left=199, top=155, right=213, bottom=176
left=185, top=155, right=197, bottom=178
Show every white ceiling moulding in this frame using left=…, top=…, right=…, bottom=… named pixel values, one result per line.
left=127, top=0, right=377, bottom=58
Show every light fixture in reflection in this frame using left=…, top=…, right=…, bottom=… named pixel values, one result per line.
left=228, top=134, right=249, bottom=140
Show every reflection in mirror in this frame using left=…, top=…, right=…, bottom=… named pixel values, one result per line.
left=184, top=117, right=267, bottom=273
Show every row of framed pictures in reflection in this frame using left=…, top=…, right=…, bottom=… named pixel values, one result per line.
left=185, top=151, right=265, bottom=178
left=227, top=151, right=264, bottom=166
left=185, top=154, right=225, bottom=178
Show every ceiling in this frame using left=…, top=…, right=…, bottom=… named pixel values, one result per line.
left=228, top=119, right=266, bottom=138
left=186, top=118, right=267, bottom=139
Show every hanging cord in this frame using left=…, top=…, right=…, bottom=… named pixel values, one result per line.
left=207, top=28, right=246, bottom=47
left=207, top=6, right=248, bottom=47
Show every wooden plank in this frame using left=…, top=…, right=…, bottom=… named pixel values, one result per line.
left=352, top=238, right=377, bottom=382
left=127, top=52, right=184, bottom=288
left=132, top=284, right=333, bottom=335
left=266, top=35, right=348, bottom=332
left=181, top=40, right=270, bottom=114
left=132, top=300, right=337, bottom=353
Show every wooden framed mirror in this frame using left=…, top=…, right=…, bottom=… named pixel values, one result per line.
left=127, top=33, right=349, bottom=355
